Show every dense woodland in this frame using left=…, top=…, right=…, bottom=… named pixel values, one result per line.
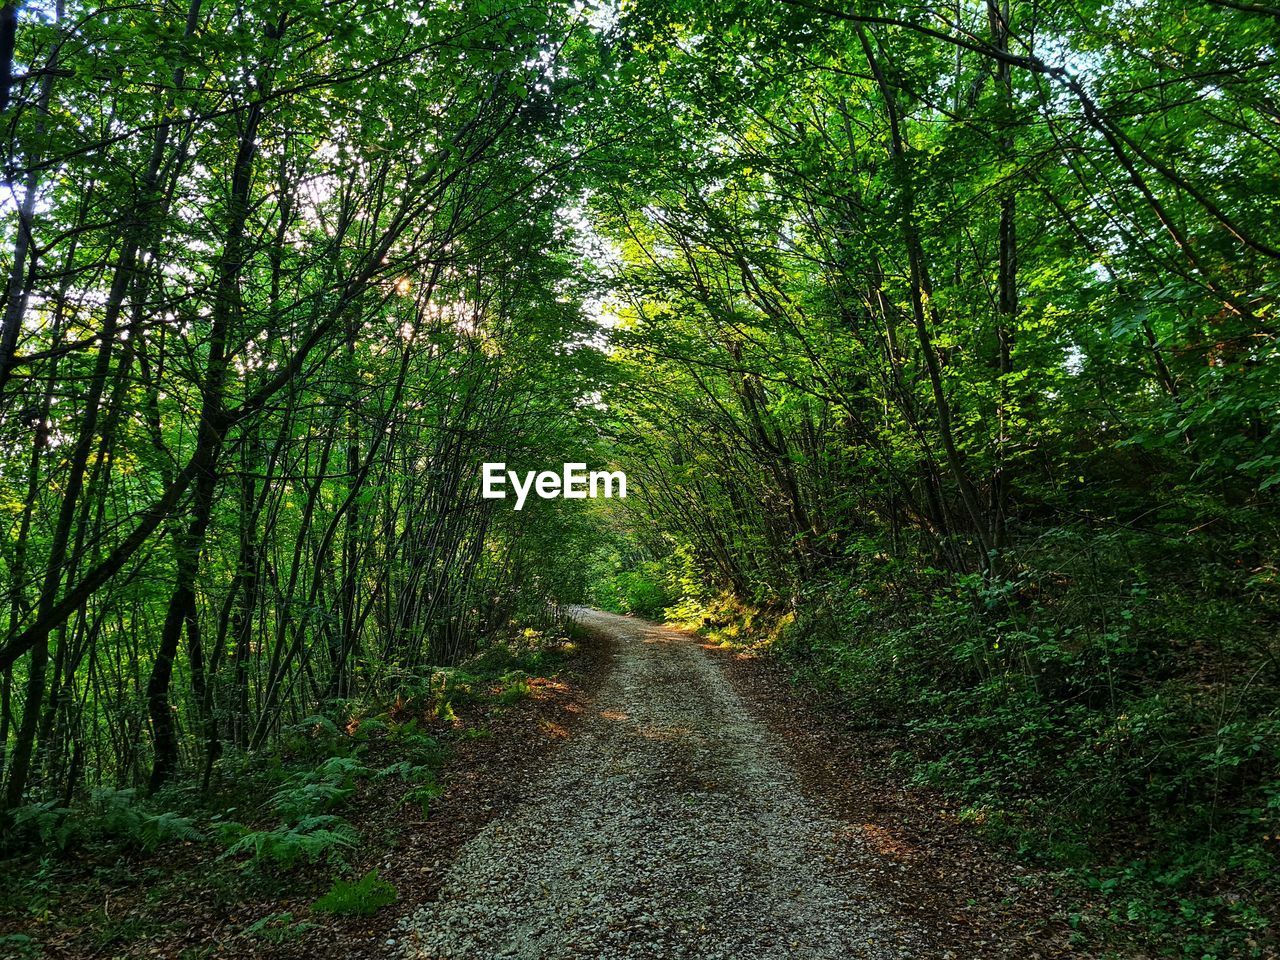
left=1, top=0, right=1278, bottom=955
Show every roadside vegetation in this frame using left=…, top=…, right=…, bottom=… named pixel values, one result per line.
left=0, top=626, right=585, bottom=956
left=1, top=0, right=611, bottom=949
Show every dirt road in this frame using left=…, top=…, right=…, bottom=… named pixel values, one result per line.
left=399, top=609, right=919, bottom=959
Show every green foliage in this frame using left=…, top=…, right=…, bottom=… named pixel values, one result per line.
left=221, top=815, right=358, bottom=872
left=242, top=912, right=315, bottom=943
left=388, top=729, right=446, bottom=766
left=284, top=717, right=355, bottom=760
left=402, top=776, right=445, bottom=818
left=1, top=1, right=1277, bottom=958
left=592, top=559, right=678, bottom=620
left=374, top=760, right=435, bottom=783
left=470, top=630, right=554, bottom=674
left=132, top=812, right=205, bottom=853
left=0, top=0, right=606, bottom=822
left=90, top=789, right=205, bottom=852
left=353, top=719, right=388, bottom=741
left=432, top=670, right=481, bottom=717
left=0, top=933, right=38, bottom=959
left=756, top=539, right=1280, bottom=956
left=494, top=675, right=532, bottom=705
left=269, top=757, right=370, bottom=822
left=311, top=869, right=397, bottom=916
left=219, top=754, right=370, bottom=872
left=3, top=790, right=202, bottom=854
left=6, top=801, right=75, bottom=851
left=7, top=858, right=56, bottom=922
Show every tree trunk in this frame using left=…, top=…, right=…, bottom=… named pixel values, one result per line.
left=148, top=38, right=270, bottom=788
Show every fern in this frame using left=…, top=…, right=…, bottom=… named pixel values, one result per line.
left=243, top=911, right=315, bottom=943
left=271, top=780, right=353, bottom=822
left=214, top=820, right=250, bottom=845
left=401, top=775, right=445, bottom=818
left=92, top=786, right=142, bottom=837
left=290, top=715, right=340, bottom=739
left=374, top=761, right=435, bottom=783
left=495, top=676, right=532, bottom=705
left=353, top=718, right=388, bottom=741
left=222, top=815, right=357, bottom=871
left=81, top=787, right=204, bottom=851
left=312, top=869, right=397, bottom=916
left=284, top=714, right=350, bottom=757
left=7, top=792, right=201, bottom=854
left=136, top=811, right=203, bottom=852
left=221, top=753, right=371, bottom=871
left=315, top=755, right=371, bottom=779
left=409, top=734, right=445, bottom=763
left=7, top=801, right=74, bottom=849
left=269, top=755, right=370, bottom=820
left=385, top=721, right=445, bottom=758
left=385, top=716, right=422, bottom=741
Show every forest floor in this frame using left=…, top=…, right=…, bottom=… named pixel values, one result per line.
left=0, top=629, right=612, bottom=960
left=4, top=610, right=1105, bottom=959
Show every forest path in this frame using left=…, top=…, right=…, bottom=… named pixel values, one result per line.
left=398, top=608, right=917, bottom=959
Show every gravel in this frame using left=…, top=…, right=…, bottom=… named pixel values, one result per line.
left=399, top=608, right=918, bottom=959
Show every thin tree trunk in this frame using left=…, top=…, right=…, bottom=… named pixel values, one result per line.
left=148, top=26, right=272, bottom=787
left=857, top=25, right=996, bottom=566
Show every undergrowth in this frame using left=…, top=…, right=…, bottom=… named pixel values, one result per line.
left=676, top=534, right=1280, bottom=959
left=0, top=621, right=580, bottom=954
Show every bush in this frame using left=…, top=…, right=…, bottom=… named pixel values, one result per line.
left=5, top=801, right=74, bottom=851
left=592, top=560, right=676, bottom=619
left=283, top=715, right=353, bottom=759
left=3, top=789, right=203, bottom=854
left=269, top=757, right=370, bottom=822
left=220, top=754, right=370, bottom=872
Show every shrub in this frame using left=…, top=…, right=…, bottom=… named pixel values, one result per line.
left=494, top=674, right=532, bottom=705
left=269, top=757, right=369, bottom=822
left=5, top=790, right=203, bottom=854
left=591, top=560, right=676, bottom=619
left=130, top=811, right=203, bottom=852
left=5, top=801, right=74, bottom=850
left=283, top=715, right=352, bottom=759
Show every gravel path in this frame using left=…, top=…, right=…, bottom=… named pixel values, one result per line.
left=399, top=609, right=917, bottom=959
